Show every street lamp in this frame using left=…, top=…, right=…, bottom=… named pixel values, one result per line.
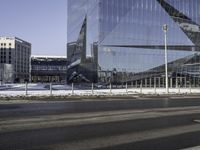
left=162, top=24, right=169, bottom=94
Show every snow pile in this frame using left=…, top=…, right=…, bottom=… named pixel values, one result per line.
left=1, top=83, right=200, bottom=97
left=1, top=83, right=46, bottom=91
left=0, top=83, right=73, bottom=91
left=52, top=85, right=72, bottom=90
left=0, top=85, right=11, bottom=90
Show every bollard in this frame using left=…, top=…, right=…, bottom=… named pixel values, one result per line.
left=184, top=77, right=187, bottom=88
left=140, top=83, right=142, bottom=94
left=25, top=82, right=28, bottom=96
left=178, top=85, right=181, bottom=94
left=154, top=84, right=156, bottom=94
left=145, top=79, right=147, bottom=88
left=50, top=82, right=52, bottom=96
left=154, top=77, right=156, bottom=89
left=150, top=78, right=152, bottom=88
left=170, top=78, right=173, bottom=88
left=190, top=83, right=192, bottom=94
left=72, top=83, right=74, bottom=95
left=92, top=83, right=94, bottom=95
left=110, top=83, right=112, bottom=95
left=158, top=77, right=161, bottom=88
left=126, top=83, right=128, bottom=94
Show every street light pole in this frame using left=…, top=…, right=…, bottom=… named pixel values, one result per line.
left=163, top=24, right=169, bottom=94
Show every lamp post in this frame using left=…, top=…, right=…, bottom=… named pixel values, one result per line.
left=162, top=24, right=169, bottom=94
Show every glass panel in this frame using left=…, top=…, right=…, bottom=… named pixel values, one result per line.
left=67, top=0, right=200, bottom=83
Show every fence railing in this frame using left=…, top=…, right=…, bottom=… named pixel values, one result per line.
left=0, top=82, right=199, bottom=97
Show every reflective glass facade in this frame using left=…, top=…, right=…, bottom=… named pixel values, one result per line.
left=67, top=0, right=200, bottom=85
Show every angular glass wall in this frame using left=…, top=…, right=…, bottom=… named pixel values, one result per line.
left=67, top=0, right=200, bottom=85
left=67, top=0, right=99, bottom=82
left=158, top=0, right=200, bottom=49
left=67, top=0, right=99, bottom=58
left=157, top=0, right=200, bottom=83
left=86, top=0, right=99, bottom=57
left=67, top=0, right=88, bottom=44
left=67, top=0, right=87, bottom=63
left=97, top=0, right=197, bottom=83
left=99, top=0, right=193, bottom=46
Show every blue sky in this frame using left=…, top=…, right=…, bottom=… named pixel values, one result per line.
left=0, top=0, right=67, bottom=56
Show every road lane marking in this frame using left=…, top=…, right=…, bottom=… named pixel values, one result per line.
left=182, top=146, right=200, bottom=150
left=193, top=120, right=200, bottom=123
left=43, top=124, right=200, bottom=150
left=0, top=106, right=200, bottom=134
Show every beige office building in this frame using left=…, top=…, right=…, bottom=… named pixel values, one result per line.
left=0, top=37, right=31, bottom=83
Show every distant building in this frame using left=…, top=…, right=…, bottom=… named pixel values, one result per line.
left=0, top=37, right=31, bottom=83
left=31, top=56, right=68, bottom=83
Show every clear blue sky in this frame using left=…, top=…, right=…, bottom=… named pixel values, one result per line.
left=0, top=0, right=67, bottom=56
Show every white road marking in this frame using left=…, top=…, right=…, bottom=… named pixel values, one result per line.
left=0, top=106, right=200, bottom=134
left=182, top=146, right=200, bottom=150
left=44, top=124, right=200, bottom=150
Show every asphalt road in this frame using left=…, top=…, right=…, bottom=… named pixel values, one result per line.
left=1, top=96, right=200, bottom=150
left=1, top=97, right=200, bottom=119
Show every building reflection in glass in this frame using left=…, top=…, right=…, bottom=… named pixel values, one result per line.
left=67, top=0, right=200, bottom=87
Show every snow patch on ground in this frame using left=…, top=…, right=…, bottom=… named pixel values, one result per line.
left=0, top=83, right=200, bottom=97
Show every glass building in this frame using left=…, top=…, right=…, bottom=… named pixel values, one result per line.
left=67, top=0, right=200, bottom=86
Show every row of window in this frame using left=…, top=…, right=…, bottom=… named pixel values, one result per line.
left=0, top=43, right=11, bottom=46
left=0, top=44, right=31, bottom=53
left=0, top=47, right=12, bottom=50
left=32, top=65, right=67, bottom=71
left=15, top=65, right=29, bottom=73
left=0, top=57, right=12, bottom=64
left=0, top=50, right=12, bottom=64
